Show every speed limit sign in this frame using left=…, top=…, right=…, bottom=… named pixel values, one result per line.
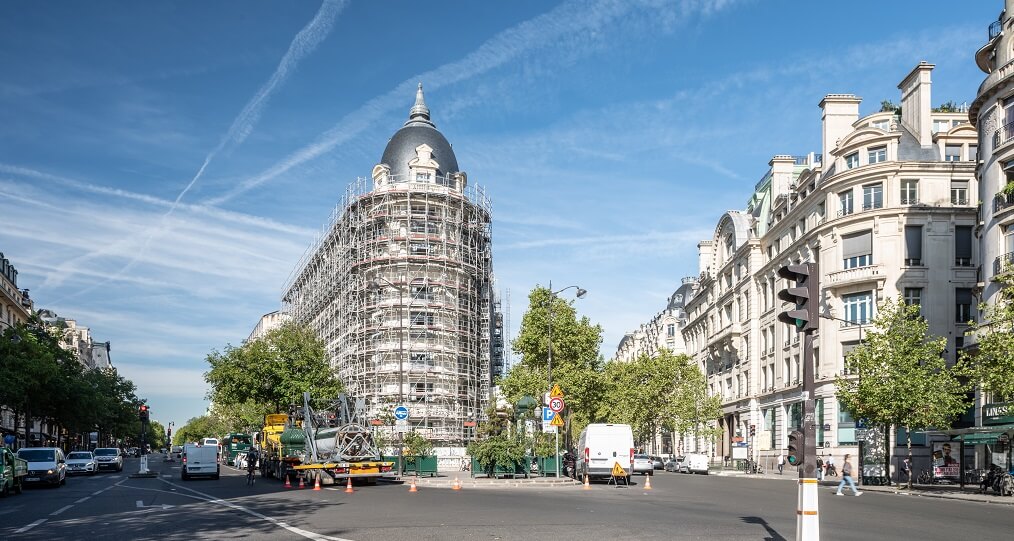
left=549, top=397, right=565, bottom=413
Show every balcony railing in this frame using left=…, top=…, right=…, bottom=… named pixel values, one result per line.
left=952, top=196, right=969, bottom=206
left=900, top=197, right=919, bottom=205
left=826, top=264, right=884, bottom=287
left=990, top=19, right=1002, bottom=40
left=993, top=121, right=1014, bottom=148
left=995, top=192, right=1014, bottom=213
left=995, top=252, right=1014, bottom=275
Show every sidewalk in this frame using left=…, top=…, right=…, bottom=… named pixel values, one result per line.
left=718, top=469, right=1014, bottom=505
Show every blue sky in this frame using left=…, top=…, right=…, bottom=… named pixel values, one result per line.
left=0, top=0, right=999, bottom=427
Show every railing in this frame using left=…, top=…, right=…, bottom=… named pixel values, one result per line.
left=955, top=257, right=973, bottom=267
left=826, top=264, right=884, bottom=287
left=993, top=121, right=1014, bottom=148
left=995, top=191, right=1014, bottom=213
left=900, top=197, right=919, bottom=205
left=837, top=208, right=854, bottom=218
left=862, top=202, right=883, bottom=211
left=952, top=196, right=969, bottom=206
left=990, top=19, right=1002, bottom=40
left=994, top=252, right=1014, bottom=275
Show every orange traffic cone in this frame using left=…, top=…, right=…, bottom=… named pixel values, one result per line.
left=644, top=475, right=653, bottom=490
left=408, top=479, right=418, bottom=492
left=313, top=473, right=322, bottom=491
left=344, top=476, right=354, bottom=493
left=284, top=474, right=292, bottom=488
left=583, top=474, right=591, bottom=490
left=298, top=475, right=305, bottom=489
left=452, top=477, right=461, bottom=491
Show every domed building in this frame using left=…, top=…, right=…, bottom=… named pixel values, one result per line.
left=283, top=85, right=504, bottom=447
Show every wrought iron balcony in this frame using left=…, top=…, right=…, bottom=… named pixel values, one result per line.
left=994, top=252, right=1014, bottom=275
left=995, top=191, right=1014, bottom=213
left=990, top=19, right=1002, bottom=40
left=993, top=121, right=1014, bottom=148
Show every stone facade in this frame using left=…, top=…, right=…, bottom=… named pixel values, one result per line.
left=247, top=310, right=291, bottom=342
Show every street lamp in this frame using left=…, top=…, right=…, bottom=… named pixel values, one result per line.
left=368, top=276, right=407, bottom=478
left=545, top=281, right=586, bottom=478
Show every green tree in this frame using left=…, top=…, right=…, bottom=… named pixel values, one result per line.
left=205, top=322, right=342, bottom=414
left=961, top=271, right=1014, bottom=414
left=173, top=415, right=227, bottom=446
left=836, top=299, right=969, bottom=489
left=402, top=431, right=434, bottom=457
left=510, top=286, right=605, bottom=442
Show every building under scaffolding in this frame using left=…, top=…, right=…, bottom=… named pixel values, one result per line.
left=283, top=85, right=503, bottom=446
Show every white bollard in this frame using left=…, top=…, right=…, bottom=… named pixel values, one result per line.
left=139, top=455, right=149, bottom=474
left=795, top=477, right=820, bottom=541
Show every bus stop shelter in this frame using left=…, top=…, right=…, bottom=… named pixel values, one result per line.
left=924, top=425, right=1014, bottom=487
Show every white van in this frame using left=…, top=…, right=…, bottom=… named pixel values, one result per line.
left=182, top=442, right=220, bottom=480
left=683, top=453, right=709, bottom=475
left=576, top=423, right=634, bottom=482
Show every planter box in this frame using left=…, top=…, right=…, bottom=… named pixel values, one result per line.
left=537, top=456, right=560, bottom=477
left=470, top=456, right=530, bottom=479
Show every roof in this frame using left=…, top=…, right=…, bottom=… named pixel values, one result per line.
left=380, top=83, right=459, bottom=179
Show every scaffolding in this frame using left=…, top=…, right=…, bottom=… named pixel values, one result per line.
left=283, top=175, right=503, bottom=446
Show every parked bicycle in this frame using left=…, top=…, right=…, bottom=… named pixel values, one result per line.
left=917, top=469, right=936, bottom=485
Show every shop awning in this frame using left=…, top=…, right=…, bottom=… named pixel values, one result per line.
left=953, top=432, right=1001, bottom=445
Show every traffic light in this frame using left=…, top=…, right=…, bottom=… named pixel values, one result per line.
left=787, top=429, right=804, bottom=466
left=777, top=263, right=818, bottom=331
left=139, top=404, right=149, bottom=423
left=749, top=424, right=756, bottom=437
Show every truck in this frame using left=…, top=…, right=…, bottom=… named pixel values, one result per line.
left=0, top=447, right=28, bottom=497
left=222, top=433, right=252, bottom=466
left=261, top=393, right=393, bottom=486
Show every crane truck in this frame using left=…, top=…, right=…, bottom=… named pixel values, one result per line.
left=260, top=393, right=393, bottom=486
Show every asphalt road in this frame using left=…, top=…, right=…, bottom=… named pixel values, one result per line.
left=3, top=458, right=1014, bottom=540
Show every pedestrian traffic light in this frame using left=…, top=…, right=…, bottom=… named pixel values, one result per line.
left=787, top=429, right=804, bottom=466
left=139, top=404, right=149, bottom=423
left=777, top=263, right=818, bottom=331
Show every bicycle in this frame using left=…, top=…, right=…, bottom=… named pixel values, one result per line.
left=916, top=469, right=935, bottom=485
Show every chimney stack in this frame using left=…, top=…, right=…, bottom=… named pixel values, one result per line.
left=898, top=61, right=934, bottom=147
left=819, top=94, right=862, bottom=169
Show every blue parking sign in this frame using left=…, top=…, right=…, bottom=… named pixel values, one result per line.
left=542, top=407, right=555, bottom=423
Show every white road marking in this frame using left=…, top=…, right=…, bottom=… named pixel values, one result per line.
left=160, top=478, right=357, bottom=541
left=136, top=500, right=144, bottom=508
left=14, top=519, right=46, bottom=533
left=75, top=496, right=90, bottom=504
left=50, top=505, right=73, bottom=516
left=92, top=490, right=104, bottom=496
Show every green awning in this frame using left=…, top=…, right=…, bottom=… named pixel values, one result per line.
left=953, top=433, right=1001, bottom=445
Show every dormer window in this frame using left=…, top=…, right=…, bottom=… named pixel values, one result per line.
left=415, top=172, right=432, bottom=181
left=871, top=119, right=889, bottom=130
left=845, top=152, right=859, bottom=169
left=868, top=146, right=886, bottom=164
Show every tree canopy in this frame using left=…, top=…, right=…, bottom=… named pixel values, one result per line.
left=961, top=272, right=1014, bottom=413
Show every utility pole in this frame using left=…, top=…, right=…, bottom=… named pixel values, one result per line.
left=777, top=262, right=820, bottom=541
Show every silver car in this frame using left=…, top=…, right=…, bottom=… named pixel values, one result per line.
left=93, top=447, right=123, bottom=472
left=633, top=454, right=654, bottom=476
left=66, top=451, right=97, bottom=475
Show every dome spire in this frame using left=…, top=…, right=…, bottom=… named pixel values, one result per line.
left=406, top=82, right=434, bottom=127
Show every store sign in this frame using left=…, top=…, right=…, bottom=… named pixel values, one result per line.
left=983, top=402, right=1014, bottom=425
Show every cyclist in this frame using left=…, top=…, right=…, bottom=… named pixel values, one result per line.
left=245, top=448, right=259, bottom=485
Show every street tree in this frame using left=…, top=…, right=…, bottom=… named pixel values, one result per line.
left=204, top=322, right=342, bottom=414
left=510, top=286, right=604, bottom=441
left=174, top=415, right=227, bottom=445
left=836, top=298, right=969, bottom=489
left=960, top=271, right=1014, bottom=415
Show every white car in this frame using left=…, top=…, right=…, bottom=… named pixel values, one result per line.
left=633, top=454, right=654, bottom=476
left=65, top=451, right=97, bottom=475
left=93, top=447, right=123, bottom=472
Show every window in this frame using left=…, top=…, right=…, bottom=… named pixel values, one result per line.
left=415, top=172, right=432, bottom=181
left=409, top=242, right=429, bottom=255
left=409, top=352, right=433, bottom=368
left=933, top=120, right=951, bottom=133
left=843, top=291, right=873, bottom=325
left=845, top=152, right=859, bottom=169
left=411, top=284, right=433, bottom=301
left=841, top=342, right=860, bottom=375
left=904, top=226, right=923, bottom=266
left=838, top=406, right=857, bottom=446
left=868, top=146, right=887, bottom=164
left=410, top=311, right=434, bottom=326
left=862, top=183, right=883, bottom=210
left=667, top=324, right=675, bottom=338
left=901, top=179, right=919, bottom=205
left=842, top=230, right=873, bottom=269
left=793, top=356, right=801, bottom=384
left=410, top=382, right=433, bottom=401
left=783, top=357, right=790, bottom=386
left=871, top=119, right=890, bottom=130
left=956, top=288, right=974, bottom=323
left=955, top=225, right=973, bottom=266
left=839, top=190, right=854, bottom=216
left=969, top=145, right=978, bottom=161
left=904, top=288, right=923, bottom=311
left=817, top=201, right=826, bottom=219
left=761, top=365, right=768, bottom=390
left=944, top=144, right=961, bottom=162
left=951, top=182, right=969, bottom=205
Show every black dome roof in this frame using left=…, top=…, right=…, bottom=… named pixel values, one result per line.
left=380, top=84, right=458, bottom=179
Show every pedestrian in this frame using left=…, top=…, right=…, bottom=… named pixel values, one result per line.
left=835, top=454, right=862, bottom=496
left=826, top=453, right=836, bottom=477
left=816, top=454, right=824, bottom=481
left=902, top=457, right=912, bottom=485
left=777, top=452, right=785, bottom=475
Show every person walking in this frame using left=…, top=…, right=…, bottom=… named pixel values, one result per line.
left=835, top=454, right=862, bottom=496
left=816, top=454, right=824, bottom=481
left=902, top=457, right=912, bottom=485
left=777, top=453, right=785, bottom=475
left=825, top=453, right=836, bottom=477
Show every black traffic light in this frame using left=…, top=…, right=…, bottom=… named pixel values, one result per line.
left=749, top=424, right=756, bottom=437
left=787, top=429, right=804, bottom=466
left=777, top=263, right=818, bottom=331
left=139, top=404, right=150, bottom=423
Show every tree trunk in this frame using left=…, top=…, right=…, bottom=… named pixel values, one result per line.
left=906, top=425, right=913, bottom=490
left=23, top=404, right=31, bottom=448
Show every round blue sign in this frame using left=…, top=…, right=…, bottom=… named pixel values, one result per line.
left=3, top=434, right=14, bottom=445
left=394, top=406, right=410, bottom=420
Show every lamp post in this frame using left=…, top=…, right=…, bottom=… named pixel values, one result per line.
left=546, top=281, right=587, bottom=477
left=369, top=276, right=406, bottom=478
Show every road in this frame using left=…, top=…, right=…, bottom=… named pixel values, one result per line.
left=3, top=457, right=1014, bottom=540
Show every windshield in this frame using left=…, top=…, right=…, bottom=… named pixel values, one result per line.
left=229, top=435, right=251, bottom=445
left=94, top=448, right=119, bottom=456
left=68, top=452, right=92, bottom=460
left=18, top=449, right=55, bottom=461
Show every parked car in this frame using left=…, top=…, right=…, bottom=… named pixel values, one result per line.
left=665, top=456, right=686, bottom=472
left=682, top=453, right=709, bottom=475
left=93, top=447, right=124, bottom=472
left=17, top=447, right=66, bottom=487
left=632, top=454, right=654, bottom=476
left=650, top=456, right=665, bottom=470
left=65, top=451, right=97, bottom=475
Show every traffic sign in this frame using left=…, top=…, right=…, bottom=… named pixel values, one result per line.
left=542, top=407, right=555, bottom=423
left=550, top=413, right=565, bottom=427
left=394, top=406, right=409, bottom=420
left=856, top=428, right=869, bottom=441
left=549, top=384, right=564, bottom=398
left=549, top=397, right=565, bottom=413
left=611, top=462, right=627, bottom=477
left=395, top=419, right=410, bottom=433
